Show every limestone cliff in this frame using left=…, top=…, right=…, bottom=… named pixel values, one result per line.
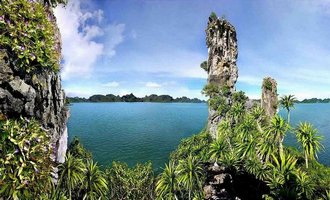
left=0, top=49, right=68, bottom=163
left=205, top=16, right=238, bottom=138
left=261, top=77, right=278, bottom=118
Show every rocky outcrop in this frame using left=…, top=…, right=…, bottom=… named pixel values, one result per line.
left=204, top=163, right=238, bottom=200
left=261, top=77, right=278, bottom=118
left=203, top=162, right=268, bottom=200
left=0, top=49, right=68, bottom=163
left=205, top=16, right=238, bottom=138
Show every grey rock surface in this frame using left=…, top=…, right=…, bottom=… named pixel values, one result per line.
left=261, top=77, right=278, bottom=118
left=0, top=49, right=68, bottom=163
left=205, top=16, right=238, bottom=138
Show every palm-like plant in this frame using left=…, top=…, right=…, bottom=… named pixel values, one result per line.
left=58, top=153, right=85, bottom=199
left=244, top=157, right=269, bottom=181
left=156, top=162, right=179, bottom=200
left=267, top=153, right=298, bottom=198
left=236, top=114, right=256, bottom=142
left=81, top=160, right=108, bottom=200
left=209, top=138, right=228, bottom=162
left=177, top=154, right=204, bottom=200
left=294, top=169, right=315, bottom=199
left=230, top=102, right=245, bottom=124
left=257, top=137, right=277, bottom=163
left=295, top=122, right=323, bottom=168
left=250, top=105, right=265, bottom=133
left=217, top=119, right=232, bottom=150
left=280, top=95, right=296, bottom=124
left=266, top=115, right=289, bottom=155
left=219, top=150, right=241, bottom=172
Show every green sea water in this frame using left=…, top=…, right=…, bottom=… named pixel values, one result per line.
left=67, top=102, right=208, bottom=171
left=67, top=102, right=329, bottom=171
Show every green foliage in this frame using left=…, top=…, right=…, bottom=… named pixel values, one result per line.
left=263, top=79, right=273, bottom=91
left=200, top=60, right=208, bottom=71
left=202, top=83, right=220, bottom=98
left=209, top=138, right=229, bottom=162
left=0, top=0, right=60, bottom=73
left=106, top=161, right=155, bottom=200
left=68, top=136, right=92, bottom=161
left=280, top=94, right=297, bottom=123
left=170, top=132, right=211, bottom=162
left=295, top=122, right=324, bottom=168
left=177, top=154, right=204, bottom=200
left=0, top=118, right=52, bottom=199
left=81, top=160, right=108, bottom=200
left=69, top=94, right=205, bottom=103
left=266, top=115, right=289, bottom=155
left=280, top=95, right=296, bottom=112
left=38, top=0, right=67, bottom=7
left=230, top=102, right=245, bottom=124
left=208, top=96, right=225, bottom=113
left=156, top=162, right=179, bottom=200
left=58, top=153, right=85, bottom=199
left=209, top=12, right=217, bottom=21
left=232, top=91, right=248, bottom=105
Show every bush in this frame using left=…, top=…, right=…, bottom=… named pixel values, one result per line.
left=0, top=0, right=60, bottom=73
left=200, top=60, right=208, bottom=71
left=106, top=161, right=155, bottom=200
left=210, top=12, right=217, bottom=21
left=0, top=118, right=53, bottom=199
left=263, top=79, right=273, bottom=91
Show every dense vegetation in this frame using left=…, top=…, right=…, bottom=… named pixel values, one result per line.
left=0, top=118, right=53, bottom=199
left=0, top=0, right=63, bottom=73
left=67, top=93, right=205, bottom=103
left=154, top=87, right=330, bottom=199
left=1, top=2, right=329, bottom=199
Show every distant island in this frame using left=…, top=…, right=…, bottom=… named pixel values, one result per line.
left=297, top=98, right=330, bottom=103
left=67, top=93, right=206, bottom=103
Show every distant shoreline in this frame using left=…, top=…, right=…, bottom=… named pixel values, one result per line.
left=67, top=93, right=206, bottom=103
left=68, top=102, right=207, bottom=104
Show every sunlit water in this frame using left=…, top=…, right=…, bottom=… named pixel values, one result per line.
left=68, top=103, right=330, bottom=171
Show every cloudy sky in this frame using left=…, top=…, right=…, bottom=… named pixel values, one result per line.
left=54, top=0, right=330, bottom=100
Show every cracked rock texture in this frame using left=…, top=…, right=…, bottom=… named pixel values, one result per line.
left=261, top=77, right=278, bottom=118
left=205, top=16, right=238, bottom=138
left=0, top=49, right=68, bottom=163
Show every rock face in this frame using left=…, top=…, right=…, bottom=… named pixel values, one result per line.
left=204, top=163, right=237, bottom=200
left=0, top=49, right=68, bottom=163
left=203, top=162, right=269, bottom=200
left=261, top=77, right=278, bottom=118
left=205, top=16, right=238, bottom=138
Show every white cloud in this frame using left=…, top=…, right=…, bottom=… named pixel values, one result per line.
left=54, top=1, right=125, bottom=80
left=102, top=81, right=120, bottom=87
left=104, top=24, right=125, bottom=57
left=145, top=82, right=162, bottom=88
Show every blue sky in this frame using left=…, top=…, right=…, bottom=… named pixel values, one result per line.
left=54, top=0, right=330, bottom=100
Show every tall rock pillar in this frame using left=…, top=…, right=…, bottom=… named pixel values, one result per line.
left=261, top=77, right=278, bottom=118
left=205, top=16, right=238, bottom=138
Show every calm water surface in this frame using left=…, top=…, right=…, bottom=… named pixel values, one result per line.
left=68, top=103, right=208, bottom=171
left=68, top=103, right=330, bottom=171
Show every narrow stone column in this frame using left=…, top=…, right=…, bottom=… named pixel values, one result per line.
left=261, top=77, right=278, bottom=118
left=205, top=16, right=238, bottom=138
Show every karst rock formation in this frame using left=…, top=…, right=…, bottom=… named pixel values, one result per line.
left=261, top=77, right=278, bottom=118
left=0, top=49, right=68, bottom=164
left=205, top=16, right=238, bottom=138
left=0, top=10, right=68, bottom=165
